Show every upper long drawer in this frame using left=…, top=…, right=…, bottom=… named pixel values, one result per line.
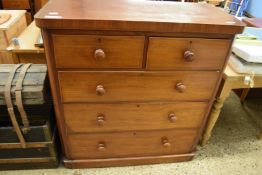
left=147, top=37, right=231, bottom=70
left=53, top=35, right=145, bottom=69
left=58, top=71, right=219, bottom=103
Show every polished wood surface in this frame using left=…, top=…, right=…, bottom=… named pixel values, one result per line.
left=147, top=38, right=231, bottom=70
left=59, top=71, right=219, bottom=102
left=36, top=0, right=244, bottom=168
left=63, top=102, right=208, bottom=133
left=67, top=129, right=197, bottom=159
left=53, top=35, right=144, bottom=68
left=34, top=0, right=49, bottom=12
left=35, top=0, right=244, bottom=34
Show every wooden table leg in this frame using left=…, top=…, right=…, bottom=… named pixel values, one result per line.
left=240, top=88, right=250, bottom=103
left=201, top=80, right=232, bottom=146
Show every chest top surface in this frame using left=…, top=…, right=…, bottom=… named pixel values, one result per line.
left=35, top=0, right=244, bottom=34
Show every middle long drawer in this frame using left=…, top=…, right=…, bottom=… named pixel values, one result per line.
left=58, top=71, right=219, bottom=103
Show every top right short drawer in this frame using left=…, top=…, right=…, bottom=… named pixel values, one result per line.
left=147, top=37, right=231, bottom=70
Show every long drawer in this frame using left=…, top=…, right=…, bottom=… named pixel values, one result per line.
left=53, top=35, right=145, bottom=69
left=147, top=37, right=230, bottom=70
left=67, top=129, right=197, bottom=159
left=58, top=71, right=219, bottom=103
left=64, top=102, right=208, bottom=133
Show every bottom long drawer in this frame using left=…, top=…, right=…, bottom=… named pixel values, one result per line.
left=67, top=129, right=198, bottom=159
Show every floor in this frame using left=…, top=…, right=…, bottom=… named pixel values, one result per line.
left=1, top=92, right=262, bottom=175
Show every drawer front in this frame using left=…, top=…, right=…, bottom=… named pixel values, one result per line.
left=58, top=71, right=219, bottom=102
left=64, top=102, right=208, bottom=133
left=147, top=37, right=231, bottom=70
left=2, top=0, right=31, bottom=9
left=67, top=129, right=197, bottom=159
left=53, top=35, right=144, bottom=68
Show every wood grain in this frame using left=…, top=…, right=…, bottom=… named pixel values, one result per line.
left=63, top=102, right=208, bottom=133
left=53, top=35, right=144, bottom=69
left=17, top=53, right=46, bottom=64
left=147, top=37, right=231, bottom=70
left=0, top=51, right=15, bottom=64
left=58, top=71, right=220, bottom=103
left=67, top=129, right=197, bottom=159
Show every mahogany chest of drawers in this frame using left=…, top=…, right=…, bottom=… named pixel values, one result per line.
left=35, top=0, right=244, bottom=168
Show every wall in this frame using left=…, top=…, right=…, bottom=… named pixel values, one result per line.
left=246, top=0, right=262, bottom=17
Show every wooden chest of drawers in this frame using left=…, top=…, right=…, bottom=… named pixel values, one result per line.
left=35, top=0, right=244, bottom=168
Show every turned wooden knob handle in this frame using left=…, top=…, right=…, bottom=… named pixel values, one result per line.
left=168, top=113, right=177, bottom=122
left=184, top=50, right=194, bottom=62
left=175, top=82, right=186, bottom=93
left=97, top=115, right=106, bottom=125
left=96, top=85, right=106, bottom=96
left=97, top=142, right=106, bottom=151
left=162, top=138, right=171, bottom=147
left=94, top=49, right=106, bottom=60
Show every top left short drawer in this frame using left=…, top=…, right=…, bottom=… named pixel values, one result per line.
left=52, top=35, right=145, bottom=69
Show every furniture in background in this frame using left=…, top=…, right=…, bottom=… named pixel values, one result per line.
left=35, top=0, right=243, bottom=168
left=7, top=21, right=45, bottom=64
left=0, top=0, right=49, bottom=24
left=0, top=10, right=27, bottom=64
left=243, top=18, right=262, bottom=28
left=237, top=19, right=262, bottom=100
left=1, top=0, right=33, bottom=24
left=0, top=64, right=59, bottom=170
left=201, top=64, right=262, bottom=145
left=224, top=0, right=250, bottom=17
left=205, top=0, right=224, bottom=6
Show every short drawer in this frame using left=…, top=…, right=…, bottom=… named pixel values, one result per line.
left=2, top=0, right=31, bottom=9
left=58, top=71, right=219, bottom=102
left=147, top=37, right=231, bottom=70
left=64, top=102, right=208, bottom=133
left=53, top=35, right=144, bottom=68
left=67, top=129, right=197, bottom=159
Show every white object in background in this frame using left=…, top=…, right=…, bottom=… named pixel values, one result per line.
left=228, top=54, right=262, bottom=74
left=232, top=40, right=262, bottom=63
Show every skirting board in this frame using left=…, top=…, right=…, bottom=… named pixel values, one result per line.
left=63, top=153, right=196, bottom=168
